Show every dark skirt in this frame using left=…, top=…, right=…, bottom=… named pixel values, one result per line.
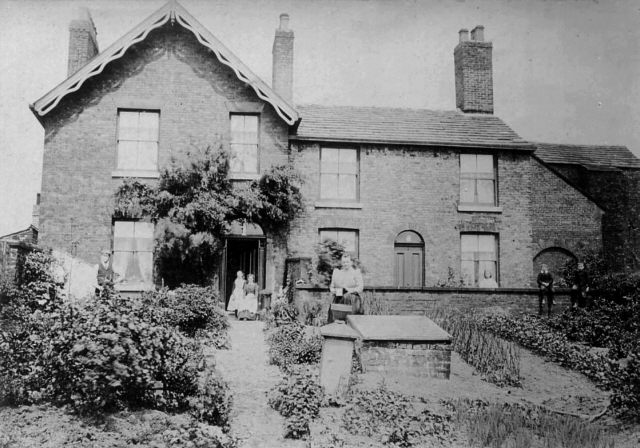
left=327, top=292, right=363, bottom=323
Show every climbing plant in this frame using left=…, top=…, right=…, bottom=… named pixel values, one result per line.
left=114, top=144, right=304, bottom=287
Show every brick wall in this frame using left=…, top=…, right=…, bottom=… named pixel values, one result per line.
left=545, top=164, right=639, bottom=271
left=39, top=24, right=290, bottom=287
left=288, top=144, right=535, bottom=288
left=359, top=341, right=451, bottom=379
left=530, top=158, right=603, bottom=278
left=454, top=38, right=493, bottom=113
left=295, top=286, right=573, bottom=319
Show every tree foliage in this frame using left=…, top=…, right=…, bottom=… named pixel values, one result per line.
left=113, top=145, right=303, bottom=287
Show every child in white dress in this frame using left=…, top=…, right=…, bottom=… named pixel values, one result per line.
left=227, top=270, right=245, bottom=315
left=238, top=273, right=259, bottom=320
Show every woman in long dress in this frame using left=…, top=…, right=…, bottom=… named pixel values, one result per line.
left=238, top=273, right=259, bottom=320
left=328, top=253, right=364, bottom=323
left=227, top=270, right=245, bottom=315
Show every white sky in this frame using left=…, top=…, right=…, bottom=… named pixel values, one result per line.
left=1, top=0, right=639, bottom=236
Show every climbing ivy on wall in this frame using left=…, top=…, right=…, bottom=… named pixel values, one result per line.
left=114, top=144, right=303, bottom=287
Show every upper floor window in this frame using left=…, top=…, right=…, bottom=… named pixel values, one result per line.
left=460, top=233, right=498, bottom=287
left=460, top=154, right=497, bottom=205
left=230, top=114, right=259, bottom=174
left=319, top=228, right=359, bottom=258
left=320, top=148, right=358, bottom=201
left=112, top=220, right=154, bottom=291
left=117, top=110, right=159, bottom=171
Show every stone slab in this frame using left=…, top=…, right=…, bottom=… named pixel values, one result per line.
left=319, top=337, right=354, bottom=396
left=320, top=322, right=359, bottom=340
left=346, top=315, right=452, bottom=343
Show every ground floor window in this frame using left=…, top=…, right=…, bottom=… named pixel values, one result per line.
left=112, top=220, right=154, bottom=290
left=319, top=228, right=359, bottom=258
left=461, top=233, right=498, bottom=287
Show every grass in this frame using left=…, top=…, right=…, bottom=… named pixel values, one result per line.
left=426, top=306, right=521, bottom=387
left=452, top=399, right=615, bottom=448
left=361, top=290, right=391, bottom=315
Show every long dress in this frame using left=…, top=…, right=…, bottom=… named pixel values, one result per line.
left=238, top=282, right=259, bottom=316
left=227, top=278, right=245, bottom=311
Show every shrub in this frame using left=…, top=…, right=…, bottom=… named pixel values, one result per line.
left=342, top=385, right=453, bottom=447
left=142, top=285, right=230, bottom=348
left=264, top=300, right=299, bottom=330
left=609, top=350, right=640, bottom=420
left=268, top=367, right=323, bottom=439
left=6, top=249, right=64, bottom=312
left=265, top=322, right=322, bottom=371
left=190, top=371, right=233, bottom=430
left=311, top=239, right=365, bottom=287
left=427, top=307, right=521, bottom=387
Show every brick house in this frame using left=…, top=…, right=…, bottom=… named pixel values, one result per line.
left=29, top=1, right=620, bottom=306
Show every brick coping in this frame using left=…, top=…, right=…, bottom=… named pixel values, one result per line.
left=295, top=285, right=573, bottom=295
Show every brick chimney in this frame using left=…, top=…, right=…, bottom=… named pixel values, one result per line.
left=272, top=13, right=294, bottom=102
left=454, top=25, right=493, bottom=114
left=68, top=8, right=99, bottom=77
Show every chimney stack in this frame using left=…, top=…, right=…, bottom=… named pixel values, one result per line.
left=454, top=25, right=493, bottom=114
left=68, top=8, right=99, bottom=77
left=272, top=13, right=294, bottom=102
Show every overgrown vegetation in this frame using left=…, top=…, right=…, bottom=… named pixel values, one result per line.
left=264, top=301, right=324, bottom=439
left=342, top=384, right=453, bottom=447
left=427, top=307, right=521, bottom=387
left=114, top=145, right=303, bottom=287
left=0, top=251, right=234, bottom=441
left=267, top=366, right=323, bottom=439
left=448, top=399, right=615, bottom=448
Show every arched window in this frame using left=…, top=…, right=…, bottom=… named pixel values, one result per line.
left=394, top=231, right=424, bottom=287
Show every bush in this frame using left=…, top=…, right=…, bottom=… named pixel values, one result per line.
left=311, top=239, right=365, bottom=287
left=142, top=285, right=230, bottom=348
left=263, top=300, right=299, bottom=330
left=268, top=367, right=323, bottom=439
left=190, top=371, right=233, bottom=430
left=265, top=322, right=322, bottom=372
left=342, top=385, right=453, bottom=447
left=609, top=350, right=640, bottom=420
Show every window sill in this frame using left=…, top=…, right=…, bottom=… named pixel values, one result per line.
left=229, top=172, right=260, bottom=181
left=315, top=201, right=362, bottom=209
left=457, top=204, right=503, bottom=213
left=112, top=170, right=160, bottom=179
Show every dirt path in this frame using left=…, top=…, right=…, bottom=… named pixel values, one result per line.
left=209, top=319, right=305, bottom=448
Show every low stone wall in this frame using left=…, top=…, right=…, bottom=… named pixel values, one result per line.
left=359, top=341, right=451, bottom=379
left=294, top=285, right=573, bottom=319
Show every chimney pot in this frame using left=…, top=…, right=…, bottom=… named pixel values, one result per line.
left=458, top=29, right=469, bottom=43
left=279, top=13, right=290, bottom=31
left=470, top=25, right=484, bottom=42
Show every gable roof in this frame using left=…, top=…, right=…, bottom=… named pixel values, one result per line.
left=292, top=105, right=533, bottom=150
left=30, top=0, right=299, bottom=125
left=535, top=142, right=640, bottom=170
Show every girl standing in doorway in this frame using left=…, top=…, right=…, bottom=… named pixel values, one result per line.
left=238, top=273, right=259, bottom=320
left=227, top=270, right=245, bottom=317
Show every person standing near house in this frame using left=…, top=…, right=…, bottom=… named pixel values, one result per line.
left=96, top=249, right=115, bottom=295
left=571, top=262, right=590, bottom=308
left=536, top=264, right=554, bottom=316
left=328, top=252, right=364, bottom=323
left=227, top=270, right=245, bottom=317
left=238, top=273, right=259, bottom=320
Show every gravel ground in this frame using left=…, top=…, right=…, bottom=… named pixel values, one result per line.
left=211, top=318, right=305, bottom=448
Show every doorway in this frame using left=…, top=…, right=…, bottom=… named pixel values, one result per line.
left=221, top=237, right=266, bottom=310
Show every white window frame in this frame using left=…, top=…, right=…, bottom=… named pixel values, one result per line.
left=460, top=153, right=497, bottom=206
left=112, top=220, right=154, bottom=291
left=460, top=233, right=499, bottom=287
left=319, top=147, right=359, bottom=202
left=114, top=109, right=160, bottom=177
left=229, top=114, right=259, bottom=177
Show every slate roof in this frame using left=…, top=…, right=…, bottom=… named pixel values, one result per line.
left=292, top=104, right=533, bottom=150
left=535, top=143, right=640, bottom=170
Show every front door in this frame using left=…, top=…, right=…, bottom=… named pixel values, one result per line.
left=221, top=238, right=265, bottom=309
left=394, top=246, right=423, bottom=287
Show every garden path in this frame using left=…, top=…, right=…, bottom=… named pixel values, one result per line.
left=208, top=319, right=305, bottom=448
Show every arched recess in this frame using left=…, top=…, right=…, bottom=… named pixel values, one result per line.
left=394, top=230, right=424, bottom=287
left=533, top=247, right=577, bottom=283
